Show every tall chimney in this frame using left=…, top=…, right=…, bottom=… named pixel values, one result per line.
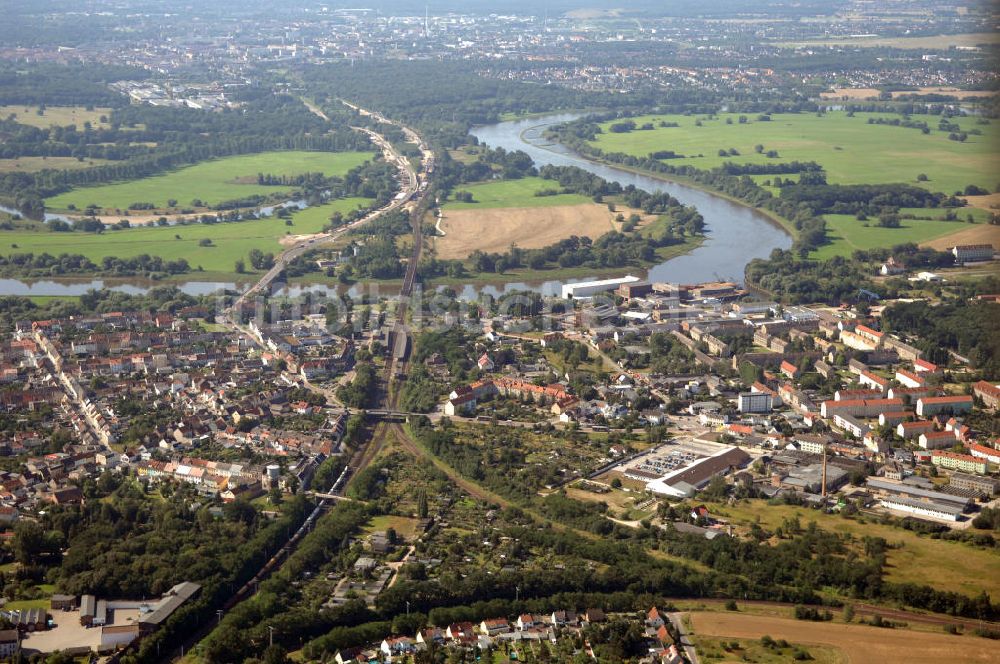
left=821, top=447, right=828, bottom=498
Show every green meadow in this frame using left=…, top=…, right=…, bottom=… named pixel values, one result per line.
left=46, top=150, right=375, bottom=211
left=811, top=214, right=973, bottom=259
left=588, top=111, right=999, bottom=194
left=447, top=176, right=591, bottom=209
left=2, top=198, right=372, bottom=274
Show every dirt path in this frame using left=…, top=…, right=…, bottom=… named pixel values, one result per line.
left=688, top=611, right=995, bottom=663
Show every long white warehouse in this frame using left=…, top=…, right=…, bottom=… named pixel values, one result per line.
left=561, top=275, right=640, bottom=299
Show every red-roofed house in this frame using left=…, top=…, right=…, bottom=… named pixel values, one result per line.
left=780, top=360, right=799, bottom=379
left=970, top=443, right=1000, bottom=465
left=931, top=451, right=986, bottom=474
left=894, top=368, right=925, bottom=389
left=477, top=354, right=494, bottom=372
left=855, top=324, right=884, bottom=345
left=973, top=380, right=1000, bottom=409
left=918, top=430, right=957, bottom=450
left=896, top=420, right=936, bottom=440
left=859, top=370, right=890, bottom=393
left=914, top=358, right=940, bottom=374
left=916, top=395, right=973, bottom=417
left=821, top=398, right=902, bottom=418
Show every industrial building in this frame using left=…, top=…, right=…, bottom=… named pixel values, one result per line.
left=866, top=478, right=970, bottom=521
left=646, top=446, right=751, bottom=498
left=561, top=275, right=640, bottom=299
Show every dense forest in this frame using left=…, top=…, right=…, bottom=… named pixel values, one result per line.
left=881, top=299, right=1000, bottom=377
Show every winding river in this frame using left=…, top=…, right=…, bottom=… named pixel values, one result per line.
left=470, top=113, right=792, bottom=285
left=0, top=113, right=791, bottom=299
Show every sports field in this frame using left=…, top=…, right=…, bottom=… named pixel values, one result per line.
left=446, top=177, right=591, bottom=209
left=588, top=111, right=999, bottom=194
left=689, top=612, right=994, bottom=663
left=702, top=500, right=1000, bottom=600
left=45, top=150, right=374, bottom=212
left=0, top=197, right=371, bottom=274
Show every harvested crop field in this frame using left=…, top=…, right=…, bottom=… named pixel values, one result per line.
left=963, top=193, right=1000, bottom=212
left=433, top=203, right=619, bottom=259
left=820, top=87, right=996, bottom=100
left=921, top=224, right=1000, bottom=251
left=689, top=612, right=994, bottom=663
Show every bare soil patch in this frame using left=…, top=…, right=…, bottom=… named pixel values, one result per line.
left=689, top=612, right=994, bottom=663
left=433, top=203, right=628, bottom=259
left=921, top=224, right=1000, bottom=251
left=280, top=232, right=326, bottom=246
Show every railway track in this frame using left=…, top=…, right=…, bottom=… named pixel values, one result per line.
left=171, top=103, right=432, bottom=661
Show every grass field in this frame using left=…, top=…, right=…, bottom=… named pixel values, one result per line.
left=0, top=197, right=371, bottom=274
left=446, top=177, right=591, bottom=209
left=0, top=156, right=112, bottom=173
left=46, top=150, right=375, bottom=212
left=588, top=111, right=999, bottom=194
left=0, top=104, right=113, bottom=129
left=688, top=612, right=994, bottom=663
left=693, top=635, right=844, bottom=664
left=811, top=216, right=975, bottom=259
left=703, top=500, right=1000, bottom=600
left=362, top=515, right=423, bottom=542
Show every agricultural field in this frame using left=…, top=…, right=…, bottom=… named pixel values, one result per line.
left=0, top=156, right=112, bottom=173
left=435, top=205, right=620, bottom=259
left=921, top=224, right=1000, bottom=252
left=435, top=176, right=647, bottom=259
left=821, top=88, right=997, bottom=101
left=588, top=111, right=999, bottom=194
left=0, top=104, right=113, bottom=128
left=701, top=500, right=1000, bottom=600
left=0, top=197, right=371, bottom=275
left=776, top=32, right=1000, bottom=50
left=688, top=612, right=995, bottom=663
left=45, top=150, right=375, bottom=212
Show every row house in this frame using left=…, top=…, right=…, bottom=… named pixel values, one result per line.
left=821, top=398, right=903, bottom=419
left=916, top=395, right=974, bottom=417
